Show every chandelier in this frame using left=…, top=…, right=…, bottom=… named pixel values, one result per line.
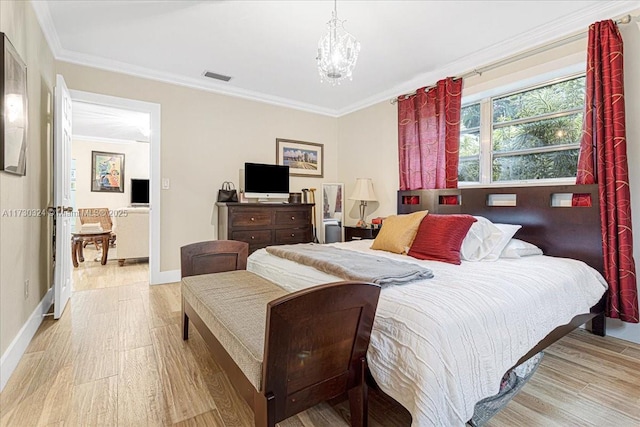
left=316, top=0, right=361, bottom=85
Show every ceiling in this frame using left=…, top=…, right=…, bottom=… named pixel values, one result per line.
left=72, top=101, right=150, bottom=143
left=34, top=1, right=640, bottom=117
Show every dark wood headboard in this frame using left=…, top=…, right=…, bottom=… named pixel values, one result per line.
left=398, top=185, right=603, bottom=275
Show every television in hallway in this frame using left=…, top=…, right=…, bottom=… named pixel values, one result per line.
left=130, top=178, right=149, bottom=206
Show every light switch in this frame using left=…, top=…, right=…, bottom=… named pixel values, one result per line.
left=162, top=178, right=170, bottom=190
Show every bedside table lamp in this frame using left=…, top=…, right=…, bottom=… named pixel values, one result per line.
left=349, top=178, right=377, bottom=228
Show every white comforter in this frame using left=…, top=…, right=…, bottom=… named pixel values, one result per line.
left=247, top=240, right=607, bottom=426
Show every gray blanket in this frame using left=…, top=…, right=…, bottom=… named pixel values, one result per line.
left=265, top=244, right=433, bottom=286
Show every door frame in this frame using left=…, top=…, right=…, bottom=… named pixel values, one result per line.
left=69, top=90, right=165, bottom=285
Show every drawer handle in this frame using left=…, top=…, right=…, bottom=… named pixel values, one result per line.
left=251, top=236, right=255, bottom=240
left=291, top=216, right=295, bottom=220
left=251, top=217, right=255, bottom=221
left=291, top=233, right=295, bottom=237
left=351, top=236, right=363, bottom=240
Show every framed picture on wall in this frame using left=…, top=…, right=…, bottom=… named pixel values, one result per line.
left=91, top=151, right=125, bottom=192
left=1, top=32, right=28, bottom=176
left=276, top=138, right=324, bottom=177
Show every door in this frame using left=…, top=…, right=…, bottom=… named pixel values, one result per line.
left=53, top=74, right=73, bottom=319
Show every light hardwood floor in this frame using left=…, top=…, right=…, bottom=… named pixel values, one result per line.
left=1, top=249, right=639, bottom=426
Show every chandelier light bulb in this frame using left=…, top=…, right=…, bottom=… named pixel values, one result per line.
left=316, top=1, right=360, bottom=85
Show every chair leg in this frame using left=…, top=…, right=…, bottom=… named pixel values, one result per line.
left=348, top=358, right=368, bottom=427
left=253, top=392, right=271, bottom=427
left=182, top=309, right=189, bottom=340
left=254, top=392, right=276, bottom=427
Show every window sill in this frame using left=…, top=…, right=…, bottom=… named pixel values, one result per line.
left=458, top=178, right=577, bottom=189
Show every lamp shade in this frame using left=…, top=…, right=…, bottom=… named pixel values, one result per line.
left=349, top=178, right=377, bottom=201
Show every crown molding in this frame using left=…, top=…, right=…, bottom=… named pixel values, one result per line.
left=32, top=0, right=640, bottom=118
left=55, top=50, right=340, bottom=117
left=336, top=0, right=640, bottom=116
left=30, top=0, right=63, bottom=55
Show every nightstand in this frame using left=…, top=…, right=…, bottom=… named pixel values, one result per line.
left=344, top=226, right=380, bottom=241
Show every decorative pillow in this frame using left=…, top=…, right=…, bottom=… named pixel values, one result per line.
left=370, top=210, right=428, bottom=254
left=408, top=214, right=477, bottom=264
left=482, top=223, right=522, bottom=261
left=500, top=239, right=543, bottom=258
left=460, top=216, right=504, bottom=261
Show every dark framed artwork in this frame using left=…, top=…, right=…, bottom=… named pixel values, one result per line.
left=1, top=32, right=28, bottom=176
left=91, top=151, right=125, bottom=192
left=276, top=138, right=324, bottom=177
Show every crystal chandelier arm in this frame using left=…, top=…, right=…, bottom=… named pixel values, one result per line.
left=316, top=0, right=361, bottom=85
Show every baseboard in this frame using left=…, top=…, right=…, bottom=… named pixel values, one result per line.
left=605, top=318, right=640, bottom=344
left=0, top=287, right=54, bottom=391
left=150, top=268, right=180, bottom=285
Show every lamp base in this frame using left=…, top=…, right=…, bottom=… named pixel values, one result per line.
left=356, top=219, right=368, bottom=228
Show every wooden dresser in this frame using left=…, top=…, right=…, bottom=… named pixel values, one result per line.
left=216, top=203, right=314, bottom=253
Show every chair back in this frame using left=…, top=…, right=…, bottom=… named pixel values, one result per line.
left=180, top=240, right=249, bottom=278
left=262, top=281, right=380, bottom=422
left=78, top=208, right=113, bottom=232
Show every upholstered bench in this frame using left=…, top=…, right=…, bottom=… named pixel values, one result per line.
left=181, top=269, right=380, bottom=427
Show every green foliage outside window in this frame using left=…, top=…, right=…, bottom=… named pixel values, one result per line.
left=458, top=75, right=585, bottom=183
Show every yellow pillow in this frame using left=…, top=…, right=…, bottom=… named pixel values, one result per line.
left=370, top=210, right=428, bottom=254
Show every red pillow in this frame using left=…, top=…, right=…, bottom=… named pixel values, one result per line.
left=408, top=214, right=477, bottom=265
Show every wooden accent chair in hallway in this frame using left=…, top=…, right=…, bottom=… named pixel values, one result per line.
left=78, top=207, right=116, bottom=248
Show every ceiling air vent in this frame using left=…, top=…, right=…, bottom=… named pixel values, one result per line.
left=203, top=71, right=232, bottom=82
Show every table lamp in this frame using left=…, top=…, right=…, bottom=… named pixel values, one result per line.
left=349, top=178, right=377, bottom=228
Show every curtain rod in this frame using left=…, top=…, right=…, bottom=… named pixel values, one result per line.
left=390, top=14, right=635, bottom=104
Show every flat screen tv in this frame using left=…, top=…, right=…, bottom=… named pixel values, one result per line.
left=244, top=163, right=289, bottom=201
left=130, top=178, right=149, bottom=206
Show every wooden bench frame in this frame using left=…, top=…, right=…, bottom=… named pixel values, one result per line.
left=182, top=279, right=380, bottom=427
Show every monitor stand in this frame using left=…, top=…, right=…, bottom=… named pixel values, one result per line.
left=257, top=198, right=287, bottom=204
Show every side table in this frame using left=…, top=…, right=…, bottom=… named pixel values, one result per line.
left=344, top=226, right=380, bottom=241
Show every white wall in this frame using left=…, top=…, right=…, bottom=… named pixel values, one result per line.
left=0, top=1, right=55, bottom=358
left=337, top=16, right=640, bottom=343
left=56, top=62, right=339, bottom=271
left=71, top=138, right=150, bottom=213
left=337, top=102, right=398, bottom=225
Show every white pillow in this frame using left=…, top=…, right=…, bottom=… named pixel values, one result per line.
left=483, top=223, right=522, bottom=261
left=460, top=216, right=503, bottom=261
left=500, top=238, right=543, bottom=258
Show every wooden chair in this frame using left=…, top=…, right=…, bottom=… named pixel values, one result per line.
left=78, top=207, right=116, bottom=249
left=179, top=240, right=380, bottom=426
left=180, top=240, right=249, bottom=278
left=260, top=281, right=380, bottom=426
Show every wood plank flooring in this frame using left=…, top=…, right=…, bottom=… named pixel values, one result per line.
left=1, top=249, right=639, bottom=426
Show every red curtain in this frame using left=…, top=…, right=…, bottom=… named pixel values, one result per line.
left=576, top=20, right=638, bottom=323
left=398, top=77, right=462, bottom=191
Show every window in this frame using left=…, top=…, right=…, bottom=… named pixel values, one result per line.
left=459, top=75, right=585, bottom=184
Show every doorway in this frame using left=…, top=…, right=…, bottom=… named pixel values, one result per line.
left=67, top=90, right=163, bottom=284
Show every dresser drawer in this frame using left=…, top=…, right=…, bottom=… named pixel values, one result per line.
left=275, top=228, right=312, bottom=245
left=230, top=210, right=272, bottom=227
left=231, top=230, right=272, bottom=246
left=275, top=209, right=310, bottom=227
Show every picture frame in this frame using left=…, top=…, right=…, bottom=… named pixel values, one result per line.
left=1, top=32, right=28, bottom=176
left=276, top=138, right=324, bottom=177
left=91, top=151, right=125, bottom=192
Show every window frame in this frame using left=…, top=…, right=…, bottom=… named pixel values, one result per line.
left=459, top=72, right=585, bottom=187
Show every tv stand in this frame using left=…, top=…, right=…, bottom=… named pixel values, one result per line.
left=216, top=202, right=314, bottom=254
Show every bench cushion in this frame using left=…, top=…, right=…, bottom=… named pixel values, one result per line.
left=181, top=270, right=288, bottom=390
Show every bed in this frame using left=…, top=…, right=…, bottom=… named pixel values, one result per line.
left=247, top=184, right=608, bottom=426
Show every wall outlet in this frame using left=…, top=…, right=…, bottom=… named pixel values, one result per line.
left=162, top=178, right=170, bottom=190
left=24, top=279, right=29, bottom=299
